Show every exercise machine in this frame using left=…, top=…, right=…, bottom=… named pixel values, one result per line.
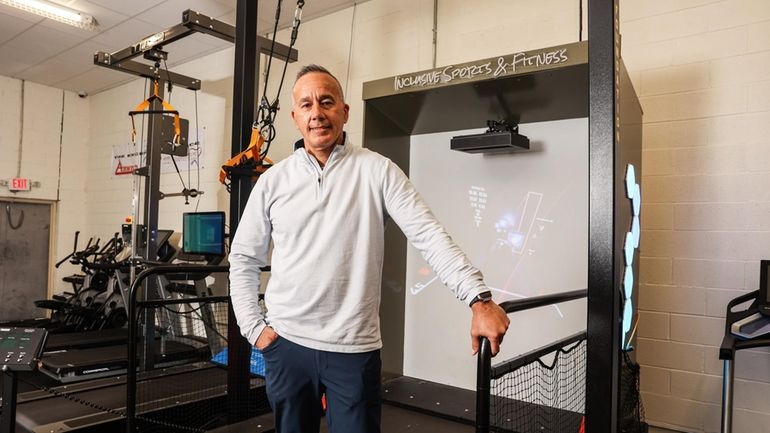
left=0, top=327, right=48, bottom=433
left=720, top=260, right=770, bottom=433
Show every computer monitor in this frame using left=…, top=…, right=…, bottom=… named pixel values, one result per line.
left=759, top=260, right=770, bottom=316
left=182, top=212, right=225, bottom=256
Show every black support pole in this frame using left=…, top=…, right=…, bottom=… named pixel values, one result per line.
left=475, top=338, right=491, bottom=433
left=139, top=79, right=166, bottom=372
left=227, top=0, right=259, bottom=423
left=1, top=370, right=18, bottom=433
left=586, top=0, right=621, bottom=432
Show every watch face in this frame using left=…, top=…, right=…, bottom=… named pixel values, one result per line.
left=479, top=291, right=492, bottom=301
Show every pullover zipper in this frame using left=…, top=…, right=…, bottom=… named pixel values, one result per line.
left=304, top=145, right=342, bottom=199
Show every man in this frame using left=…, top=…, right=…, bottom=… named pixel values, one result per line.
left=229, top=64, right=509, bottom=433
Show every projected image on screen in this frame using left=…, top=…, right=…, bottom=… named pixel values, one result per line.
left=407, top=121, right=587, bottom=304
left=183, top=212, right=225, bottom=256
left=409, top=187, right=562, bottom=307
left=403, top=118, right=588, bottom=389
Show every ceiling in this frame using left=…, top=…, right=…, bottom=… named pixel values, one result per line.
left=0, top=0, right=357, bottom=95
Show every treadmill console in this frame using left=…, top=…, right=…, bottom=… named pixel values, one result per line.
left=0, top=327, right=47, bottom=371
left=731, top=313, right=770, bottom=340
left=760, top=260, right=770, bottom=316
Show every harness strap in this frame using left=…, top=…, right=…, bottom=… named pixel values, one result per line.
left=219, top=127, right=273, bottom=185
left=129, top=80, right=181, bottom=144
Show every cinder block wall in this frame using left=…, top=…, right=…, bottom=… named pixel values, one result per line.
left=621, top=1, right=770, bottom=432
left=0, top=76, right=89, bottom=292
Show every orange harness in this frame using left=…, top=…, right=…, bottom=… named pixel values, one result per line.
left=129, top=80, right=181, bottom=144
left=219, top=127, right=274, bottom=185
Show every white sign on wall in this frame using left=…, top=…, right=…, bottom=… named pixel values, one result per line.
left=111, top=131, right=205, bottom=178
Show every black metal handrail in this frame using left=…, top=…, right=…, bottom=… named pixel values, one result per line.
left=126, top=264, right=229, bottom=433
left=476, top=288, right=587, bottom=433
left=499, top=288, right=588, bottom=314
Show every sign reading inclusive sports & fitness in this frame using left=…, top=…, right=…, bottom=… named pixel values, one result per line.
left=370, top=42, right=586, bottom=98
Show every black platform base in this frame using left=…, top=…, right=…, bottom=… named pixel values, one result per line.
left=206, top=403, right=473, bottom=433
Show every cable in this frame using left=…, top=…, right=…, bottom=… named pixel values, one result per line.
left=162, top=58, right=174, bottom=103
left=160, top=302, right=229, bottom=342
left=256, top=0, right=305, bottom=161
left=6, top=203, right=24, bottom=230
left=56, top=90, right=65, bottom=201
left=260, top=0, right=283, bottom=105
left=579, top=0, right=583, bottom=41
left=193, top=89, right=201, bottom=209
left=255, top=1, right=284, bottom=157
left=17, top=80, right=25, bottom=178
left=345, top=3, right=357, bottom=98
left=432, top=0, right=438, bottom=68
left=272, top=0, right=304, bottom=107
left=170, top=155, right=187, bottom=191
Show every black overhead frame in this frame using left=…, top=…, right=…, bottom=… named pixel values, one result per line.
left=94, top=10, right=298, bottom=88
left=93, top=5, right=295, bottom=274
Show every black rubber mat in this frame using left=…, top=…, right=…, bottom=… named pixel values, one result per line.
left=206, top=403, right=473, bottom=433
left=382, top=375, right=477, bottom=424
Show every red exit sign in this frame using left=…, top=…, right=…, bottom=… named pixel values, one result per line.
left=10, top=177, right=31, bottom=191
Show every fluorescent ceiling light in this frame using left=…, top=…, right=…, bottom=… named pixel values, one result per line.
left=0, top=0, right=98, bottom=30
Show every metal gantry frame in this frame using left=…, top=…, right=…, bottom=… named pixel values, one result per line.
left=94, top=3, right=298, bottom=426
left=93, top=7, right=297, bottom=269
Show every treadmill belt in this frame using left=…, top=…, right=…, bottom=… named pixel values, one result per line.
left=44, top=328, right=128, bottom=352
left=41, top=339, right=206, bottom=376
left=16, top=365, right=237, bottom=432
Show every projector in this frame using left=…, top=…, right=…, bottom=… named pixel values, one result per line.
left=450, top=121, right=529, bottom=154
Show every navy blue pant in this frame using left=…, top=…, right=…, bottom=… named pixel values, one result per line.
left=261, top=336, right=381, bottom=433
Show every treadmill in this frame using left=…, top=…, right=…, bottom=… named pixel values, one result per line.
left=40, top=338, right=209, bottom=383
left=36, top=229, right=213, bottom=384
left=13, top=362, right=267, bottom=433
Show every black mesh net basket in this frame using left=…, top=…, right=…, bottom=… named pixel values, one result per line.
left=490, top=333, right=586, bottom=433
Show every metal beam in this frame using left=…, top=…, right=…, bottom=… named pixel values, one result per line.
left=183, top=9, right=235, bottom=42
left=255, top=34, right=298, bottom=63
left=183, top=9, right=298, bottom=62
left=93, top=52, right=201, bottom=90
left=108, top=23, right=196, bottom=64
left=586, top=0, right=621, bottom=432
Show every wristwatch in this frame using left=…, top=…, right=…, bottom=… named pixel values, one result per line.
left=469, top=290, right=493, bottom=307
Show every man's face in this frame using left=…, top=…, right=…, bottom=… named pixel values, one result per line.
left=291, top=72, right=349, bottom=154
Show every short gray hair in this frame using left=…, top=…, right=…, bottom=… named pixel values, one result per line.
left=295, top=64, right=344, bottom=100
